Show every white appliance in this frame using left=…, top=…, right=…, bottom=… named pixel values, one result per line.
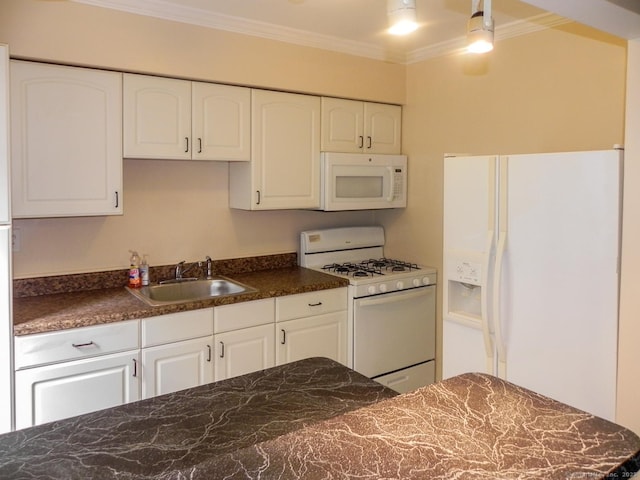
left=0, top=43, right=13, bottom=433
left=442, top=149, right=622, bottom=421
left=299, top=226, right=436, bottom=393
left=320, top=152, right=407, bottom=210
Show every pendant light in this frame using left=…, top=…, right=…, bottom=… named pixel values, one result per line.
left=467, top=0, right=494, bottom=53
left=387, top=0, right=418, bottom=36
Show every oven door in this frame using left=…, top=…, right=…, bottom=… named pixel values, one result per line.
left=353, top=286, right=435, bottom=378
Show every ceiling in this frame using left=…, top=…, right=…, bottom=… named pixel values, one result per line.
left=69, top=0, right=638, bottom=63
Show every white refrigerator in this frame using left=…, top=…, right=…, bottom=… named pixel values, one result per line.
left=442, top=149, right=621, bottom=421
left=0, top=43, right=13, bottom=433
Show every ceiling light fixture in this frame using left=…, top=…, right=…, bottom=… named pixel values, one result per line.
left=387, top=0, right=418, bottom=36
left=467, top=0, right=494, bottom=53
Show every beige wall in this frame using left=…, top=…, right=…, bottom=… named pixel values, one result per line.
left=617, top=39, right=640, bottom=435
left=0, top=0, right=405, bottom=104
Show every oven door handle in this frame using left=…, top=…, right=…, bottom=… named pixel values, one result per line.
left=357, top=287, right=430, bottom=307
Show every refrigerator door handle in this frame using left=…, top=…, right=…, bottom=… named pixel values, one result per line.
left=493, top=230, right=508, bottom=379
left=481, top=229, right=495, bottom=375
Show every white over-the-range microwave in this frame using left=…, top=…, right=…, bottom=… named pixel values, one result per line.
left=319, top=152, right=407, bottom=211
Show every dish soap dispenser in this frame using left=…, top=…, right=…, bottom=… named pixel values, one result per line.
left=128, top=250, right=141, bottom=288
left=140, top=254, right=150, bottom=286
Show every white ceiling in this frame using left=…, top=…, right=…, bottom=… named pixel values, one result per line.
left=70, top=0, right=639, bottom=63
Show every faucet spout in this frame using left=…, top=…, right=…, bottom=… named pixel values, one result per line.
left=175, top=260, right=200, bottom=280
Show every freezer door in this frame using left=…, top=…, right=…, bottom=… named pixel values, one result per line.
left=497, top=150, right=621, bottom=421
left=442, top=155, right=497, bottom=378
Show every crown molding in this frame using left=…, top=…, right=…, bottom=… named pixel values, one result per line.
left=71, top=0, right=570, bottom=65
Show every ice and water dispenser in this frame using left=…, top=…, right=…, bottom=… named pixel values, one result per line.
left=445, top=258, right=483, bottom=322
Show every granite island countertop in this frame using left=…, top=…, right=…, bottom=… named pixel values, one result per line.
left=0, top=357, right=638, bottom=480
left=13, top=253, right=348, bottom=336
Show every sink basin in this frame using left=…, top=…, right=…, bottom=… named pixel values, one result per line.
left=127, top=277, right=256, bottom=306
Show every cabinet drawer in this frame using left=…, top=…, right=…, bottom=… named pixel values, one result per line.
left=214, top=298, right=274, bottom=333
left=276, top=288, right=347, bottom=322
left=142, top=309, right=213, bottom=347
left=15, top=320, right=139, bottom=370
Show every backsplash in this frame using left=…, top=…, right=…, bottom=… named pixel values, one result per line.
left=13, top=253, right=298, bottom=298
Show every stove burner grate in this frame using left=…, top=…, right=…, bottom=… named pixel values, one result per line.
left=321, top=258, right=420, bottom=278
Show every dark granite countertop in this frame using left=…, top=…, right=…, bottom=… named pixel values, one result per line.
left=0, top=358, right=638, bottom=480
left=13, top=253, right=348, bottom=336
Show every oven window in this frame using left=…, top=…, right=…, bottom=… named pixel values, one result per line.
left=335, top=176, right=383, bottom=198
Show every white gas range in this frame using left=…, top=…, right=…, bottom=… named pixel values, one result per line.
left=299, top=226, right=437, bottom=393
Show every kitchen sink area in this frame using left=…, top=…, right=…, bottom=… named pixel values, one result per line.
left=126, top=277, right=257, bottom=306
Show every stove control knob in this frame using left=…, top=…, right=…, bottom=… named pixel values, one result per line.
left=396, top=281, right=404, bottom=290
left=367, top=285, right=377, bottom=295
left=379, top=284, right=388, bottom=293
left=423, top=276, right=431, bottom=285
left=412, top=278, right=421, bottom=287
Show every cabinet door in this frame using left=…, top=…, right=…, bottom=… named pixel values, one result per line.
left=123, top=73, right=191, bottom=160
left=141, top=336, right=213, bottom=399
left=231, top=90, right=320, bottom=210
left=192, top=82, right=250, bottom=161
left=363, top=102, right=402, bottom=154
left=10, top=61, right=122, bottom=217
left=276, top=311, right=347, bottom=366
left=320, top=97, right=364, bottom=153
left=214, top=324, right=275, bottom=381
left=0, top=45, right=9, bottom=224
left=14, top=350, right=140, bottom=429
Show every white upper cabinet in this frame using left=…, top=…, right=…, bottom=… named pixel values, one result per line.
left=123, top=74, right=191, bottom=160
left=229, top=89, right=321, bottom=210
left=123, top=74, right=250, bottom=161
left=321, top=97, right=402, bottom=154
left=10, top=61, right=123, bottom=218
left=192, top=82, right=250, bottom=161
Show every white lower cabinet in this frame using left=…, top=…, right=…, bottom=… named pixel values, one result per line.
left=214, top=324, right=275, bottom=381
left=14, top=350, right=140, bottom=430
left=276, top=312, right=347, bottom=366
left=141, top=309, right=214, bottom=399
left=275, top=288, right=348, bottom=366
left=13, top=290, right=349, bottom=430
left=141, top=337, right=213, bottom=399
left=213, top=298, right=275, bottom=381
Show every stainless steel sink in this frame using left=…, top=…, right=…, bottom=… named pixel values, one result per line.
left=127, top=277, right=256, bottom=306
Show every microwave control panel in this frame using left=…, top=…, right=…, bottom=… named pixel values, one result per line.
left=393, top=168, right=404, bottom=198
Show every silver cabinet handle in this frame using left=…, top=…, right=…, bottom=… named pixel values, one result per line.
left=308, top=302, right=322, bottom=307
left=207, top=344, right=212, bottom=362
left=219, top=341, right=225, bottom=358
left=72, top=341, right=94, bottom=348
left=185, top=136, right=189, bottom=153
left=132, top=358, right=138, bottom=377
left=280, top=329, right=286, bottom=345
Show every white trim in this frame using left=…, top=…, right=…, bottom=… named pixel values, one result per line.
left=71, top=0, right=570, bottom=64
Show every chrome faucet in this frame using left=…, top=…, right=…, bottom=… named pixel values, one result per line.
left=205, top=256, right=213, bottom=279
left=175, top=260, right=200, bottom=280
